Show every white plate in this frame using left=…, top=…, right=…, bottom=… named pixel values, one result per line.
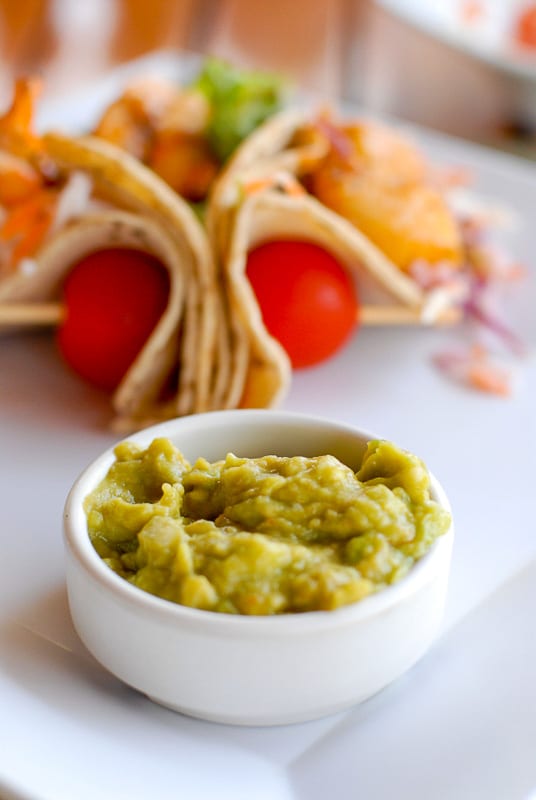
left=377, top=0, right=536, bottom=82
left=377, top=0, right=536, bottom=129
left=1, top=51, right=536, bottom=800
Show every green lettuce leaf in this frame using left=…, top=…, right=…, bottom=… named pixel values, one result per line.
left=192, top=57, right=285, bottom=162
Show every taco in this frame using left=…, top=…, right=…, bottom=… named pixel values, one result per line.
left=206, top=109, right=329, bottom=263
left=91, top=57, right=285, bottom=207
left=203, top=107, right=481, bottom=408
left=216, top=182, right=430, bottom=411
left=0, top=82, right=231, bottom=430
left=207, top=108, right=471, bottom=328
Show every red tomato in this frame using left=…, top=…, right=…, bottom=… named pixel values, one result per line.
left=246, top=240, right=359, bottom=368
left=58, top=248, right=169, bottom=392
left=515, top=4, right=536, bottom=47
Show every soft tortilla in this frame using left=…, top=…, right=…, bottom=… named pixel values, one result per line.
left=221, top=186, right=430, bottom=410
left=208, top=110, right=438, bottom=410
left=0, top=132, right=237, bottom=428
left=40, top=133, right=228, bottom=420
left=207, top=109, right=447, bottom=315
left=207, top=109, right=328, bottom=263
left=205, top=111, right=330, bottom=409
left=0, top=210, right=191, bottom=426
left=206, top=109, right=471, bottom=412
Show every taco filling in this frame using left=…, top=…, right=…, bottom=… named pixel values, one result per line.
left=92, top=58, right=285, bottom=206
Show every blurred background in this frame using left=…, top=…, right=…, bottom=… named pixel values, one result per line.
left=0, top=0, right=535, bottom=157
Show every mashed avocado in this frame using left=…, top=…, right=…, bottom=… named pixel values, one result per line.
left=85, top=437, right=450, bottom=615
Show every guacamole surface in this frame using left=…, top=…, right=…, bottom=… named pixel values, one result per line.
left=85, top=437, right=451, bottom=615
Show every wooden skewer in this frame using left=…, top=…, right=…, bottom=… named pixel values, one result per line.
left=0, top=303, right=66, bottom=326
left=359, top=304, right=462, bottom=326
left=0, top=302, right=461, bottom=328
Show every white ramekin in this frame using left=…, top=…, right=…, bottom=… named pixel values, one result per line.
left=63, top=409, right=454, bottom=726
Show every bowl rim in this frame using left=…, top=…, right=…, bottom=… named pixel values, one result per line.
left=63, top=409, right=454, bottom=636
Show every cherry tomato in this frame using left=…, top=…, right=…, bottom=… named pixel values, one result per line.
left=57, top=248, right=169, bottom=392
left=514, top=4, right=536, bottom=48
left=246, top=240, right=359, bottom=368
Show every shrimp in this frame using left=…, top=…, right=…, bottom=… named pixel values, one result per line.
left=0, top=78, right=59, bottom=274
left=92, top=90, right=153, bottom=162
left=310, top=120, right=464, bottom=273
left=93, top=80, right=216, bottom=200
left=0, top=78, right=43, bottom=159
left=149, top=129, right=219, bottom=201
left=155, top=88, right=211, bottom=136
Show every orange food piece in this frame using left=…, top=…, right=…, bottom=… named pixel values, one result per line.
left=468, top=361, right=511, bottom=396
left=149, top=131, right=219, bottom=202
left=0, top=152, right=42, bottom=206
left=93, top=93, right=152, bottom=161
left=333, top=121, right=428, bottom=184
left=244, top=172, right=306, bottom=198
left=0, top=188, right=57, bottom=268
left=514, top=4, right=536, bottom=47
left=93, top=82, right=216, bottom=200
left=0, top=79, right=54, bottom=273
left=0, top=78, right=43, bottom=159
left=435, top=344, right=513, bottom=397
left=310, top=121, right=463, bottom=273
left=465, top=344, right=511, bottom=396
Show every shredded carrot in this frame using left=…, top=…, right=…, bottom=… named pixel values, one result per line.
left=243, top=177, right=274, bottom=195
left=243, top=172, right=306, bottom=198
left=0, top=188, right=57, bottom=267
left=277, top=173, right=306, bottom=197
left=465, top=344, right=512, bottom=395
left=434, top=343, right=514, bottom=397
left=467, top=362, right=511, bottom=396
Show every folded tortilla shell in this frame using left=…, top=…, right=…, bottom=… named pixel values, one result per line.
left=0, top=209, right=202, bottom=426
left=223, top=186, right=430, bottom=409
left=207, top=110, right=464, bottom=326
left=207, top=109, right=328, bottom=261
left=0, top=133, right=238, bottom=426
left=40, top=133, right=228, bottom=419
left=206, top=111, right=330, bottom=408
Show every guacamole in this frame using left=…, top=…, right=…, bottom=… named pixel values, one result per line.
left=85, top=437, right=451, bottom=615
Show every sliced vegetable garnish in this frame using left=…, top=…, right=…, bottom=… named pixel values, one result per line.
left=433, top=344, right=513, bottom=397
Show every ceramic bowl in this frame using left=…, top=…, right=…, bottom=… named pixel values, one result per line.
left=63, top=410, right=454, bottom=726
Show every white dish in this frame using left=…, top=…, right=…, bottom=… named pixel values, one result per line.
left=63, top=410, right=453, bottom=726
left=377, top=0, right=536, bottom=127
left=0, top=51, right=535, bottom=799
left=377, top=0, right=536, bottom=82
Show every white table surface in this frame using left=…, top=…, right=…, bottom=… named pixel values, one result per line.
left=1, top=52, right=535, bottom=800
